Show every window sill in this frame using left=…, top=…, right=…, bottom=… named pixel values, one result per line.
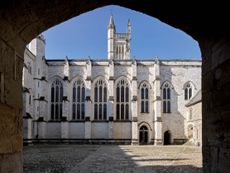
left=113, top=120, right=131, bottom=122
left=140, top=112, right=150, bottom=114
left=91, top=120, right=109, bottom=122
left=48, top=120, right=62, bottom=122
left=69, top=120, right=85, bottom=122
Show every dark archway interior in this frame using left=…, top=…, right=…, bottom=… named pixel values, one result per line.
left=0, top=1, right=230, bottom=172
left=164, top=131, right=171, bottom=145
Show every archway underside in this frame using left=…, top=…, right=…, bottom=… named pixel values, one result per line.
left=0, top=1, right=230, bottom=173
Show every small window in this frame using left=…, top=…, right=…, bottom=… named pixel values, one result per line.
left=29, top=95, right=31, bottom=105
left=28, top=63, right=32, bottom=74
left=184, top=83, right=192, bottom=100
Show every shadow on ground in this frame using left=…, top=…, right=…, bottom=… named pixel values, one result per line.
left=23, top=144, right=202, bottom=173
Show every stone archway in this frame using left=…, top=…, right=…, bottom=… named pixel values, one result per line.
left=0, top=1, right=230, bottom=173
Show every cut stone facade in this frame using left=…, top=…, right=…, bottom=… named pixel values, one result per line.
left=186, top=90, right=202, bottom=146
left=22, top=17, right=201, bottom=145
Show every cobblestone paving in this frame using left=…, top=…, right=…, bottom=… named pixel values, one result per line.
left=23, top=145, right=202, bottom=173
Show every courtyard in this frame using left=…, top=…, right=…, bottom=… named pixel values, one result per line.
left=23, top=144, right=202, bottom=173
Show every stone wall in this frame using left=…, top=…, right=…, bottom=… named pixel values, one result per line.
left=160, top=61, right=201, bottom=143
left=187, top=102, right=202, bottom=146
left=0, top=35, right=24, bottom=172
left=200, top=38, right=230, bottom=173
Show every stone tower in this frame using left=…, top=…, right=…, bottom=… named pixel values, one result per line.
left=108, top=15, right=115, bottom=60
left=107, top=16, right=131, bottom=60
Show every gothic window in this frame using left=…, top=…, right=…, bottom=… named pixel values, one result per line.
left=116, top=79, right=129, bottom=120
left=28, top=62, right=32, bottom=74
left=184, top=82, right=192, bottom=100
left=72, top=79, right=85, bottom=120
left=94, top=79, right=107, bottom=120
left=50, top=79, right=63, bottom=120
left=140, top=83, right=149, bottom=113
left=116, top=46, right=119, bottom=58
left=29, top=94, right=32, bottom=105
left=162, top=82, right=171, bottom=113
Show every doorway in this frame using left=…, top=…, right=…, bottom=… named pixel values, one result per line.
left=164, top=130, right=171, bottom=145
left=139, top=125, right=148, bottom=144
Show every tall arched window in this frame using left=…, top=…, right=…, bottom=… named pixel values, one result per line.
left=27, top=62, right=32, bottom=74
left=140, top=83, right=149, bottom=113
left=184, top=82, right=192, bottom=100
left=162, top=82, right=171, bottom=113
left=116, top=79, right=129, bottom=120
left=94, top=79, right=107, bottom=120
left=29, top=94, right=32, bottom=105
left=72, top=79, right=85, bottom=120
left=50, top=79, right=63, bottom=120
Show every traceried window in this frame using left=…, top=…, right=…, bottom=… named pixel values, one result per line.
left=184, top=82, right=192, bottom=100
left=50, top=79, right=63, bottom=120
left=72, top=79, right=85, bottom=120
left=140, top=83, right=149, bottom=113
left=162, top=82, right=171, bottom=113
left=116, top=79, right=129, bottom=120
left=94, top=80, right=107, bottom=120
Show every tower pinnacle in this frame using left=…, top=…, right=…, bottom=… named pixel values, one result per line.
left=108, top=15, right=115, bottom=28
left=127, top=18, right=131, bottom=34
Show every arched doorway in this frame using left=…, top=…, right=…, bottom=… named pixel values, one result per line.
left=139, top=125, right=148, bottom=144
left=164, top=131, right=171, bottom=145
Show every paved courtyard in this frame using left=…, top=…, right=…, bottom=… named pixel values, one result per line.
left=23, top=144, right=202, bottom=173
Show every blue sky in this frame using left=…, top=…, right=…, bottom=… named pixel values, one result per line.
left=42, top=5, right=201, bottom=60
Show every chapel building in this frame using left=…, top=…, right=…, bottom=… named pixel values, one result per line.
left=23, top=16, right=202, bottom=145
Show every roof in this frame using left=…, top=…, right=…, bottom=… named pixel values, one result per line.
left=186, top=90, right=202, bottom=107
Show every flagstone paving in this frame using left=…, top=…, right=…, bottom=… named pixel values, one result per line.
left=23, top=144, right=202, bottom=173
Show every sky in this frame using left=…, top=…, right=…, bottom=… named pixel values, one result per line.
left=42, top=5, right=201, bottom=60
